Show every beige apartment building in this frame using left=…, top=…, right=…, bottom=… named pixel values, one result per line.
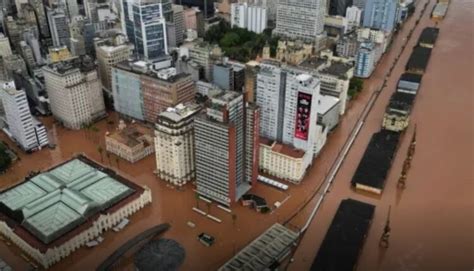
left=155, top=103, right=201, bottom=186
left=259, top=138, right=308, bottom=184
left=105, top=121, right=154, bottom=163
left=42, top=57, right=106, bottom=129
left=96, top=34, right=134, bottom=93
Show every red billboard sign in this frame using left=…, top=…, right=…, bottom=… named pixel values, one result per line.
left=294, top=92, right=312, bottom=141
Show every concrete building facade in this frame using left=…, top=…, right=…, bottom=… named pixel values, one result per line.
left=43, top=57, right=106, bottom=129
left=47, top=8, right=71, bottom=49
left=231, top=3, right=268, bottom=34
left=96, top=34, right=134, bottom=94
left=274, top=0, right=326, bottom=41
left=194, top=91, right=251, bottom=206
left=122, top=0, right=169, bottom=61
left=0, top=81, right=49, bottom=151
left=362, top=0, right=398, bottom=32
left=155, top=103, right=201, bottom=186
left=105, top=122, right=155, bottom=163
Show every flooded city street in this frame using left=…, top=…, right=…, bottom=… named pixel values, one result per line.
left=0, top=0, right=472, bottom=270
left=289, top=0, right=474, bottom=270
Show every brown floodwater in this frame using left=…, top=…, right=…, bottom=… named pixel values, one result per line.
left=0, top=0, right=472, bottom=270
left=289, top=0, right=474, bottom=270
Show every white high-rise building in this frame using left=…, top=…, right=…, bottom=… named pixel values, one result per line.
left=43, top=57, right=106, bottom=129
left=346, top=6, right=362, bottom=30
left=256, top=60, right=320, bottom=154
left=1, top=81, right=49, bottom=151
left=155, top=103, right=201, bottom=186
left=282, top=73, right=320, bottom=155
left=255, top=61, right=285, bottom=141
left=231, top=3, right=267, bottom=34
left=274, top=0, right=327, bottom=41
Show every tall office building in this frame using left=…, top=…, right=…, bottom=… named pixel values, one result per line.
left=353, top=0, right=366, bottom=9
left=1, top=81, right=49, bottom=151
left=188, top=40, right=223, bottom=82
left=28, top=0, right=50, bottom=38
left=329, top=0, right=353, bottom=16
left=112, top=61, right=195, bottom=123
left=274, top=0, right=327, bottom=41
left=346, top=5, right=362, bottom=30
left=231, top=3, right=267, bottom=34
left=256, top=60, right=320, bottom=153
left=19, top=41, right=36, bottom=72
left=122, top=0, right=170, bottom=61
left=96, top=34, right=134, bottom=94
left=167, top=4, right=185, bottom=48
left=23, top=30, right=43, bottom=64
left=42, top=57, right=106, bottom=129
left=194, top=91, right=251, bottom=206
left=47, top=8, right=71, bottom=48
left=155, top=103, right=201, bottom=186
left=354, top=41, right=378, bottom=78
left=244, top=61, right=259, bottom=103
left=245, top=104, right=260, bottom=184
left=255, top=60, right=286, bottom=142
left=0, top=33, right=12, bottom=57
left=362, top=0, right=398, bottom=32
left=65, top=0, right=79, bottom=19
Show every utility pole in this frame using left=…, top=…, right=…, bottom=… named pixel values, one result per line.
left=379, top=205, right=391, bottom=248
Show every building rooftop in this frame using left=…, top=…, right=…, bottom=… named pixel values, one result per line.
left=0, top=156, right=142, bottom=248
left=399, top=72, right=422, bottom=83
left=107, top=123, right=153, bottom=148
left=299, top=57, right=328, bottom=70
left=406, top=46, right=432, bottom=71
left=158, top=103, right=202, bottom=124
left=321, top=61, right=353, bottom=77
left=317, top=95, right=340, bottom=115
left=115, top=60, right=190, bottom=83
left=44, top=56, right=96, bottom=74
left=260, top=138, right=306, bottom=159
left=311, top=199, right=375, bottom=271
left=351, top=130, right=400, bottom=190
left=418, top=27, right=439, bottom=46
left=219, top=223, right=298, bottom=271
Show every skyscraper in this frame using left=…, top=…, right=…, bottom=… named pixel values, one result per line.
left=122, top=0, right=170, bottom=61
left=28, top=0, right=50, bottom=38
left=274, top=0, right=327, bottom=41
left=1, top=81, right=49, bottom=151
left=256, top=60, right=320, bottom=154
left=47, top=7, right=71, bottom=48
left=194, top=91, right=252, bottom=206
left=362, top=0, right=398, bottom=32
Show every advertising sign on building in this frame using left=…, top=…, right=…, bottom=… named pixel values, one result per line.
left=294, top=92, right=312, bottom=140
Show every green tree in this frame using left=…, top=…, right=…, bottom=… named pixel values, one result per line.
left=220, top=32, right=240, bottom=48
left=0, top=144, right=12, bottom=173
